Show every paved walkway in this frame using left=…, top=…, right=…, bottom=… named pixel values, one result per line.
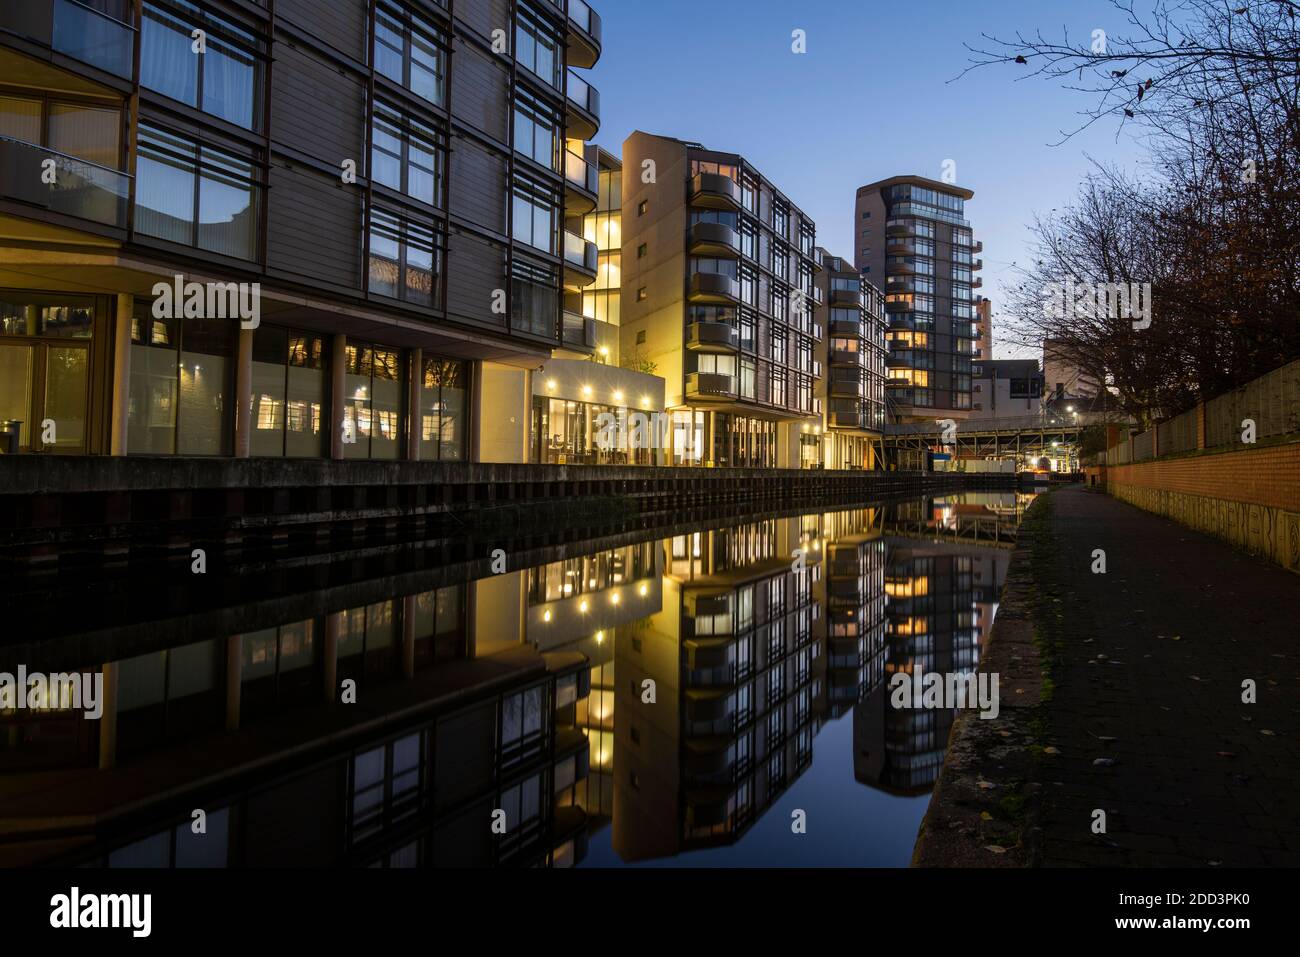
left=1034, top=486, right=1300, bottom=866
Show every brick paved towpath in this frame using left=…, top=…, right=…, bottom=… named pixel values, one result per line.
left=915, top=485, right=1300, bottom=867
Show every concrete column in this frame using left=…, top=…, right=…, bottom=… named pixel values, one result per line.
left=97, top=662, right=118, bottom=771
left=110, top=293, right=132, bottom=455
left=234, top=327, right=254, bottom=458
left=225, top=634, right=242, bottom=732
left=323, top=611, right=341, bottom=703
left=468, top=359, right=484, bottom=463
left=330, top=334, right=347, bottom=460
left=401, top=594, right=417, bottom=678
left=407, top=347, right=422, bottom=461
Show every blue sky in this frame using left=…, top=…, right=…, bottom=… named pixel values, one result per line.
left=587, top=0, right=1153, bottom=358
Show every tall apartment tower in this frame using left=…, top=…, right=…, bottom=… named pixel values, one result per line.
left=0, top=0, right=610, bottom=464
left=813, top=248, right=886, bottom=470
left=855, top=176, right=983, bottom=423
left=620, top=131, right=824, bottom=469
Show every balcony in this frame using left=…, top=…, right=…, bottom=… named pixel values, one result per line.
left=686, top=320, right=739, bottom=353
left=1, top=0, right=135, bottom=80
left=829, top=347, right=862, bottom=367
left=830, top=288, right=862, bottom=308
left=0, top=136, right=129, bottom=229
left=885, top=220, right=916, bottom=237
left=970, top=258, right=983, bottom=271
left=685, top=638, right=732, bottom=671
left=888, top=259, right=919, bottom=276
left=562, top=231, right=598, bottom=288
left=972, top=276, right=983, bottom=289
left=885, top=240, right=917, bottom=256
left=687, top=220, right=740, bottom=257
left=829, top=409, right=865, bottom=430
left=561, top=310, right=597, bottom=352
left=685, top=688, right=731, bottom=722
left=885, top=349, right=912, bottom=368
left=563, top=147, right=598, bottom=216
left=686, top=371, right=736, bottom=402
left=828, top=375, right=861, bottom=397
left=689, top=171, right=741, bottom=211
left=565, top=0, right=602, bottom=69
left=884, top=297, right=913, bottom=314
left=565, top=70, right=600, bottom=140
left=688, top=271, right=740, bottom=304
left=972, top=240, right=984, bottom=253
left=829, top=317, right=860, bottom=337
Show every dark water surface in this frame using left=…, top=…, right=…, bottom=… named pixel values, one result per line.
left=0, top=492, right=1032, bottom=868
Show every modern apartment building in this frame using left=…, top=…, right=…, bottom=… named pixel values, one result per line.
left=532, top=146, right=666, bottom=464
left=1042, top=337, right=1101, bottom=402
left=968, top=357, right=1043, bottom=420
left=0, top=0, right=612, bottom=464
left=620, top=131, right=824, bottom=468
left=855, top=176, right=983, bottom=423
left=813, top=247, right=886, bottom=470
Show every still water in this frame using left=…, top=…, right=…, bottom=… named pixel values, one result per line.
left=0, top=492, right=1032, bottom=868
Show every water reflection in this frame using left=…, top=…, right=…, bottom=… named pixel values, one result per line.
left=0, top=493, right=1032, bottom=868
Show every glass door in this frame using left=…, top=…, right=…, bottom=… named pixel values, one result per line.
left=0, top=341, right=87, bottom=453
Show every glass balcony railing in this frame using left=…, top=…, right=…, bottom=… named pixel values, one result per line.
left=1, top=0, right=136, bottom=79
left=568, top=0, right=601, bottom=42
left=566, top=71, right=600, bottom=117
left=563, top=231, right=598, bottom=273
left=564, top=149, right=597, bottom=194
left=0, top=136, right=130, bottom=228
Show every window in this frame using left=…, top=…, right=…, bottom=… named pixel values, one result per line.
left=772, top=202, right=789, bottom=238
left=741, top=175, right=758, bottom=214
left=134, top=124, right=260, bottom=261
left=371, top=103, right=445, bottom=206
left=514, top=4, right=561, bottom=89
left=636, top=288, right=647, bottom=302
left=637, top=200, right=648, bottom=216
left=637, top=243, right=647, bottom=259
left=141, top=1, right=263, bottom=129
left=419, top=357, right=467, bottom=461
left=512, top=91, right=560, bottom=171
left=511, top=258, right=558, bottom=338
left=375, top=2, right=446, bottom=107
left=368, top=208, right=440, bottom=306
left=249, top=326, right=329, bottom=458
left=343, top=343, right=403, bottom=460
left=511, top=175, right=559, bottom=253
left=0, top=292, right=94, bottom=453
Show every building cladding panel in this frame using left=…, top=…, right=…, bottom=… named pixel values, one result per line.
left=856, top=175, right=981, bottom=422
left=0, top=0, right=605, bottom=459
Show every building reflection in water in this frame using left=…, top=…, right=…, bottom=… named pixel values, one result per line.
left=0, top=493, right=1031, bottom=867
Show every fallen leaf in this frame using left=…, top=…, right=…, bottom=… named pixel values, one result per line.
left=985, top=845, right=1008, bottom=854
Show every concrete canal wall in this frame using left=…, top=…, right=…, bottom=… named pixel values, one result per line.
left=0, top=458, right=1015, bottom=567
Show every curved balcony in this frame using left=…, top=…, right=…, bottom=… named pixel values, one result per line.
left=690, top=171, right=741, bottom=211
left=688, top=271, right=740, bottom=304
left=685, top=637, right=732, bottom=671
left=685, top=688, right=731, bottom=722
left=830, top=288, right=862, bottom=308
left=686, top=320, right=739, bottom=353
left=687, top=220, right=740, bottom=257
left=829, top=347, right=862, bottom=368
left=970, top=258, right=983, bottom=271
left=566, top=0, right=602, bottom=70
left=685, top=737, right=734, bottom=777
left=686, top=371, right=736, bottom=402
left=884, top=297, right=914, bottom=313
left=563, top=148, right=599, bottom=216
left=888, top=260, right=919, bottom=276
left=885, top=220, right=917, bottom=237
left=885, top=240, right=917, bottom=256
left=829, top=317, right=860, bottom=337
left=1, top=0, right=136, bottom=80
left=563, top=231, right=598, bottom=288
left=885, top=349, right=912, bottom=368
left=971, top=240, right=984, bottom=254
left=972, top=276, right=983, bottom=289
left=561, top=310, right=597, bottom=352
left=0, top=136, right=130, bottom=229
left=829, top=409, right=865, bottom=430
left=828, top=376, right=862, bottom=397
left=565, top=70, right=600, bottom=140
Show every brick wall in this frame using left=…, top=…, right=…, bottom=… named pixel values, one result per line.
left=1102, top=441, right=1300, bottom=574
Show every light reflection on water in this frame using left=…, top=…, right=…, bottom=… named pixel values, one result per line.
left=0, top=492, right=1032, bottom=868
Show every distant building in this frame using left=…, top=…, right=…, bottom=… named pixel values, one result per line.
left=1043, top=339, right=1101, bottom=400
left=975, top=297, right=993, bottom=359
left=968, top=358, right=1043, bottom=420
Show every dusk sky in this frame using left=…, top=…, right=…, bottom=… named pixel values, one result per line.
left=588, top=0, right=1152, bottom=359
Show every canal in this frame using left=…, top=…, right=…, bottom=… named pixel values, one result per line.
left=0, top=491, right=1034, bottom=868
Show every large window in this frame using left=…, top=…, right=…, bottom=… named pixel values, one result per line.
left=128, top=301, right=234, bottom=455
left=418, top=357, right=467, bottom=461
left=368, top=208, right=440, bottom=306
left=141, top=1, right=263, bottom=130
left=343, top=343, right=403, bottom=460
left=0, top=292, right=94, bottom=453
left=249, top=326, right=329, bottom=458
left=511, top=258, right=558, bottom=338
left=511, top=176, right=558, bottom=253
left=135, top=124, right=260, bottom=261
left=515, top=5, right=562, bottom=89
left=375, top=3, right=446, bottom=107
left=371, top=103, right=445, bottom=207
left=513, top=92, right=560, bottom=171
